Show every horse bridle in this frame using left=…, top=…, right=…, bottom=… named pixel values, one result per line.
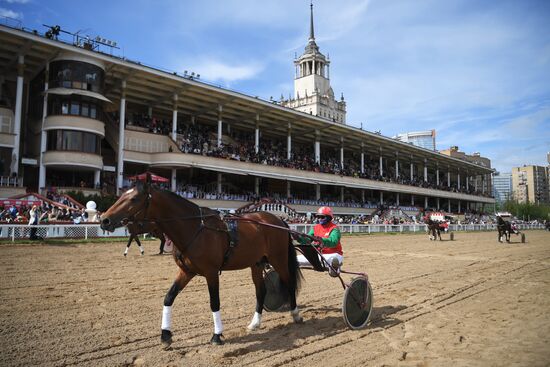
left=121, top=192, right=217, bottom=227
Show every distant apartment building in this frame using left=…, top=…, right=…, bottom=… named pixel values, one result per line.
left=394, top=130, right=436, bottom=151
left=493, top=172, right=512, bottom=203
left=512, top=165, right=549, bottom=204
left=440, top=146, right=492, bottom=192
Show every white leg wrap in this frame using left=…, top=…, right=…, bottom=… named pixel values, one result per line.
left=247, top=312, right=262, bottom=330
left=290, top=307, right=303, bottom=323
left=124, top=248, right=128, bottom=254
left=161, top=305, right=172, bottom=331
left=212, top=311, right=223, bottom=334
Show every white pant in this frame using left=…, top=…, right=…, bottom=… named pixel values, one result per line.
left=297, top=253, right=343, bottom=268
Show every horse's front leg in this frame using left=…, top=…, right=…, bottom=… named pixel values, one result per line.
left=161, top=269, right=195, bottom=349
left=247, top=265, right=266, bottom=331
left=124, top=235, right=133, bottom=256
left=206, top=273, right=224, bottom=345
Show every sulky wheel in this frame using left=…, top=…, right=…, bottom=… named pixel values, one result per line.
left=521, top=233, right=526, bottom=243
left=263, top=268, right=289, bottom=312
left=342, top=276, right=373, bottom=330
left=450, top=232, right=454, bottom=241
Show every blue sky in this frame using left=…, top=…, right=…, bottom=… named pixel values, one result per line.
left=2, top=0, right=549, bottom=172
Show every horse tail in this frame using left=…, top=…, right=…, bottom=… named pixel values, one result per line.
left=282, top=221, right=303, bottom=296
left=287, top=236, right=303, bottom=295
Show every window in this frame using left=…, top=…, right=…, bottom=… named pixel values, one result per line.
left=47, top=130, right=100, bottom=154
left=48, top=96, right=102, bottom=120
left=49, top=60, right=105, bottom=94
left=70, top=102, right=80, bottom=115
left=81, top=103, right=89, bottom=117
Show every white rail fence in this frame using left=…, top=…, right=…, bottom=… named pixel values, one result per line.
left=289, top=223, right=546, bottom=234
left=0, top=223, right=545, bottom=242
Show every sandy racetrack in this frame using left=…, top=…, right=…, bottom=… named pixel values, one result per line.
left=1, top=230, right=549, bottom=366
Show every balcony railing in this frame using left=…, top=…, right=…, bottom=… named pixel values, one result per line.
left=0, top=176, right=22, bottom=187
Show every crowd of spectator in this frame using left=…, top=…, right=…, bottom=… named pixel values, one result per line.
left=173, top=124, right=494, bottom=198
left=0, top=203, right=96, bottom=224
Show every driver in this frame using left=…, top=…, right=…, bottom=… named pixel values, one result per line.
left=297, top=206, right=343, bottom=277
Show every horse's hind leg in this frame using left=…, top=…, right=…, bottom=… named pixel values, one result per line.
left=206, top=273, right=224, bottom=345
left=161, top=269, right=195, bottom=349
left=247, top=265, right=266, bottom=331
left=270, top=245, right=302, bottom=324
left=158, top=235, right=166, bottom=254
left=135, top=236, right=145, bottom=255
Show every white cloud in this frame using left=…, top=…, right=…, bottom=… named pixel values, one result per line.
left=178, top=59, right=264, bottom=84
left=0, top=7, right=21, bottom=19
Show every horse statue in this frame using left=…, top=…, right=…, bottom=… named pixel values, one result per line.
left=100, top=178, right=303, bottom=347
left=124, top=222, right=166, bottom=256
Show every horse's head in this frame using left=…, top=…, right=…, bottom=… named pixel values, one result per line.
left=100, top=180, right=151, bottom=232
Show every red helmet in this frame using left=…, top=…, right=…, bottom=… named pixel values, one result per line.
left=316, top=206, right=333, bottom=218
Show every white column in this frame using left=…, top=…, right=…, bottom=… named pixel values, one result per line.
left=379, top=155, right=383, bottom=176
left=94, top=169, right=101, bottom=188
left=423, top=159, right=428, bottom=182
left=457, top=172, right=461, bottom=190
left=255, top=114, right=260, bottom=154
left=217, top=173, right=222, bottom=194
left=482, top=174, right=486, bottom=194
left=458, top=200, right=461, bottom=213
left=12, top=55, right=24, bottom=176
left=117, top=81, right=127, bottom=195
left=286, top=181, right=291, bottom=198
left=340, top=187, right=344, bottom=202
left=448, top=199, right=451, bottom=212
left=171, top=169, right=177, bottom=192
left=474, top=175, right=478, bottom=191
left=424, top=196, right=428, bottom=209
left=361, top=190, right=365, bottom=202
left=396, top=192, right=400, bottom=206
left=315, top=184, right=321, bottom=200
left=287, top=122, right=292, bottom=160
left=171, top=94, right=178, bottom=141
left=147, top=106, right=153, bottom=118
left=437, top=197, right=440, bottom=210
left=360, top=142, right=365, bottom=174
left=410, top=161, right=414, bottom=180
left=254, top=177, right=260, bottom=195
left=447, top=170, right=451, bottom=187
left=217, top=105, right=223, bottom=148
left=379, top=191, right=383, bottom=205
left=340, top=137, right=344, bottom=170
left=411, top=194, right=415, bottom=206
left=395, top=155, right=399, bottom=179
left=466, top=173, right=469, bottom=190
left=38, top=62, right=49, bottom=191
left=436, top=167, right=440, bottom=186
left=314, top=130, right=320, bottom=164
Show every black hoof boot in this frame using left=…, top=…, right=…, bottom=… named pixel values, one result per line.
left=210, top=333, right=224, bottom=345
left=161, top=329, right=173, bottom=349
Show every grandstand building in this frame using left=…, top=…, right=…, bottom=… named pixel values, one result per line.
left=0, top=12, right=495, bottom=216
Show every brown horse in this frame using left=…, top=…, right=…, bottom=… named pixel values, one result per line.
left=100, top=181, right=302, bottom=347
left=125, top=222, right=166, bottom=256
